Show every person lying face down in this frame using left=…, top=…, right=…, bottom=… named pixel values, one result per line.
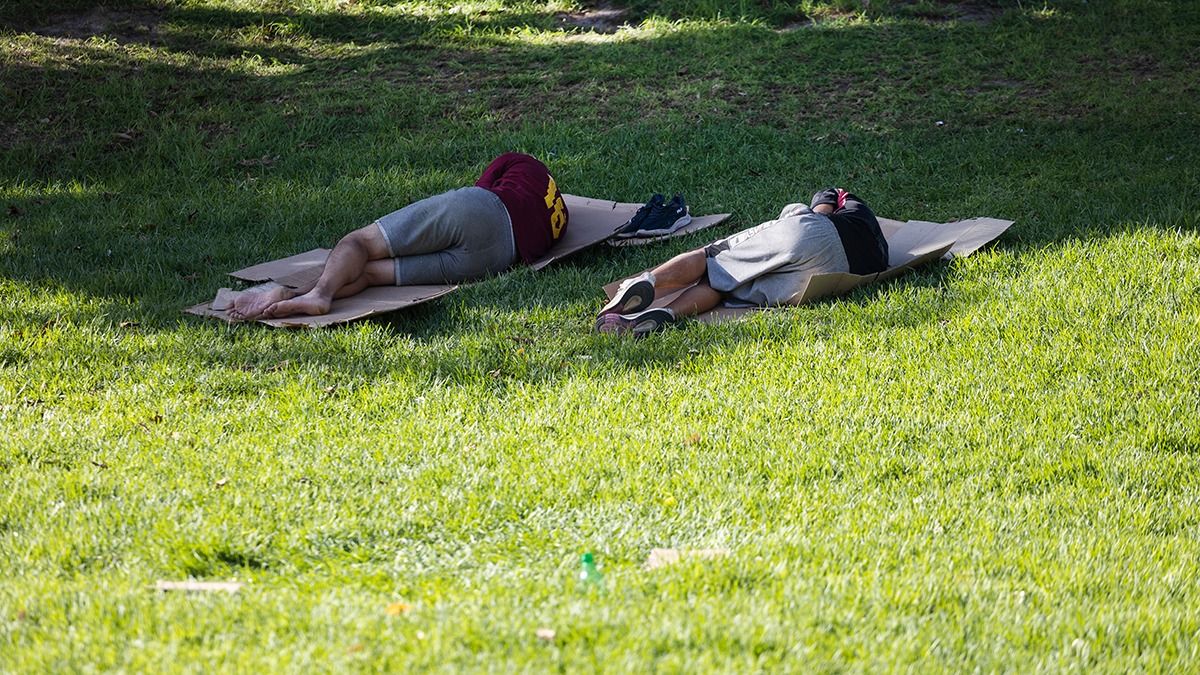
left=228, top=152, right=569, bottom=321
left=596, top=188, right=888, bottom=336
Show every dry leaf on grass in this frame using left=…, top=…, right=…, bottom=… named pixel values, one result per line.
left=644, top=548, right=731, bottom=570
left=238, top=155, right=279, bottom=168
left=154, top=580, right=243, bottom=593
left=385, top=602, right=412, bottom=616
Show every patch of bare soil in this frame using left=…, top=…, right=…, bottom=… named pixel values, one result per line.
left=780, top=1, right=1005, bottom=27
left=774, top=19, right=815, bottom=33
left=1080, top=51, right=1167, bottom=81
left=0, top=124, right=21, bottom=152
left=905, top=0, right=1006, bottom=24
left=30, top=6, right=164, bottom=43
left=555, top=4, right=629, bottom=34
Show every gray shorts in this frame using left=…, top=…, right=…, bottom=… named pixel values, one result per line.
left=375, top=186, right=517, bottom=285
left=705, top=204, right=849, bottom=306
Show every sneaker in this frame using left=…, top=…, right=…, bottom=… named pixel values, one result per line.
left=635, top=194, right=691, bottom=236
left=595, top=307, right=675, bottom=336
left=597, top=271, right=655, bottom=319
left=614, top=194, right=665, bottom=239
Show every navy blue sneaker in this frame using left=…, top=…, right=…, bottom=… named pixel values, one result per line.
left=634, top=194, right=691, bottom=236
left=595, top=307, right=675, bottom=336
left=614, top=194, right=665, bottom=239
left=597, top=271, right=655, bottom=320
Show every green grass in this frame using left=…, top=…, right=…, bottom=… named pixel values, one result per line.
left=2, top=0, right=1200, bottom=670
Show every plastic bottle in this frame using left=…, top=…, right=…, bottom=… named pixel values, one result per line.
left=578, top=552, right=604, bottom=593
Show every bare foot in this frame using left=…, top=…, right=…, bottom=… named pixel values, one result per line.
left=262, top=290, right=332, bottom=318
left=228, top=285, right=289, bottom=321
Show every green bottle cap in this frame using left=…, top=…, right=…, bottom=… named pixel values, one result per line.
left=581, top=552, right=594, bottom=564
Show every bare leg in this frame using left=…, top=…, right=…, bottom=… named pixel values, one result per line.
left=597, top=248, right=721, bottom=332
left=666, top=282, right=723, bottom=318
left=331, top=259, right=394, bottom=299
left=229, top=258, right=397, bottom=320
left=652, top=250, right=724, bottom=317
left=595, top=273, right=722, bottom=336
left=263, top=227, right=393, bottom=318
left=649, top=249, right=708, bottom=292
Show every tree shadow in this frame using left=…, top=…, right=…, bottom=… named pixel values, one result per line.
left=1, top=0, right=1197, bottom=371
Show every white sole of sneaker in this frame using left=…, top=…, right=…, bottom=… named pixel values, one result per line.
left=598, top=277, right=654, bottom=316
left=636, top=213, right=692, bottom=237
left=630, top=310, right=673, bottom=335
left=632, top=319, right=662, bottom=334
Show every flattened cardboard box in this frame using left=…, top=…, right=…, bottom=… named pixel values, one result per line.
left=186, top=193, right=731, bottom=328
left=603, top=215, right=1014, bottom=324
left=189, top=249, right=459, bottom=328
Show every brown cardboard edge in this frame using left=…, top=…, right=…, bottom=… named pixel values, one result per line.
left=184, top=301, right=232, bottom=322
left=257, top=285, right=459, bottom=328
left=230, top=248, right=330, bottom=281
left=945, top=217, right=1016, bottom=258
left=184, top=285, right=459, bottom=327
left=526, top=196, right=638, bottom=271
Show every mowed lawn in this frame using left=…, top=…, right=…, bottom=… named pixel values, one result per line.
left=2, top=0, right=1199, bottom=670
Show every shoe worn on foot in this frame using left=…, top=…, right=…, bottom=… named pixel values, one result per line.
left=634, top=194, right=691, bottom=236
left=614, top=194, right=665, bottom=239
left=597, top=271, right=655, bottom=320
left=595, top=307, right=675, bottom=336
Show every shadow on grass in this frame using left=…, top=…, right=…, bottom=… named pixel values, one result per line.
left=0, top=247, right=979, bottom=387
left=1, top=0, right=1197, bottom=347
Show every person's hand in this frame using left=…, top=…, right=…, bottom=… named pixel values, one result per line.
left=812, top=203, right=835, bottom=215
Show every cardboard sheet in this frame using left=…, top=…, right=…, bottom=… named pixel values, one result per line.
left=225, top=248, right=329, bottom=283
left=185, top=193, right=731, bottom=327
left=186, top=247, right=459, bottom=328
left=603, top=215, right=1014, bottom=324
